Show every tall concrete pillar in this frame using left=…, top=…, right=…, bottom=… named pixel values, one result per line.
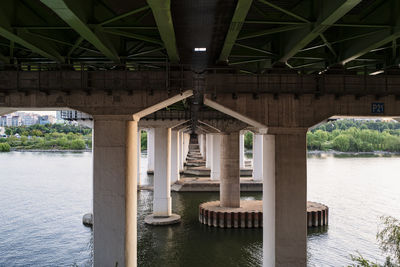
left=202, top=134, right=206, bottom=160
left=253, top=134, right=263, bottom=181
left=239, top=131, right=245, bottom=169
left=205, top=134, right=212, bottom=168
left=93, top=116, right=137, bottom=267
left=199, top=134, right=203, bottom=156
left=170, top=130, right=180, bottom=183
left=220, top=132, right=240, bottom=208
left=210, top=134, right=221, bottom=180
left=153, top=127, right=172, bottom=216
left=147, top=128, right=155, bottom=173
left=137, top=129, right=141, bottom=186
left=183, top=133, right=190, bottom=162
left=263, top=132, right=307, bottom=266
left=262, top=134, right=275, bottom=267
left=179, top=131, right=184, bottom=172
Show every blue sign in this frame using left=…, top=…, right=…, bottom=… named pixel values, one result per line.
left=371, top=103, right=384, bottom=114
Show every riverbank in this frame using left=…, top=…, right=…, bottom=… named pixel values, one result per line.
left=308, top=150, right=400, bottom=156
left=10, top=148, right=91, bottom=153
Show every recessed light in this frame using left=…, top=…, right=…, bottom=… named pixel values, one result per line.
left=194, top=47, right=206, bottom=52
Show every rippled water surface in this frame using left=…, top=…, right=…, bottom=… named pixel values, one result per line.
left=1, top=152, right=400, bottom=266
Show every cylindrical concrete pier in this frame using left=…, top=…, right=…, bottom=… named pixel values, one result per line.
left=220, top=132, right=240, bottom=208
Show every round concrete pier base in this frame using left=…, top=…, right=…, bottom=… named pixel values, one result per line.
left=144, top=214, right=181, bottom=225
left=199, top=200, right=262, bottom=228
left=199, top=200, right=329, bottom=228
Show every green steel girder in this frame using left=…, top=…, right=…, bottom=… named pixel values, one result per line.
left=278, top=0, right=362, bottom=63
left=339, top=0, right=400, bottom=65
left=41, top=0, right=120, bottom=63
left=146, top=0, right=179, bottom=63
left=103, top=29, right=164, bottom=46
left=0, top=7, right=64, bottom=62
left=218, top=0, right=253, bottom=63
left=99, top=6, right=150, bottom=26
left=238, top=24, right=306, bottom=40
left=339, top=28, right=400, bottom=65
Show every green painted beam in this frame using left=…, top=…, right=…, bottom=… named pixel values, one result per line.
left=339, top=29, right=400, bottom=64
left=278, top=0, right=361, bottom=63
left=128, top=47, right=165, bottom=57
left=218, top=0, right=253, bottom=63
left=99, top=6, right=150, bottom=26
left=238, top=24, right=306, bottom=40
left=41, top=0, right=120, bottom=63
left=103, top=29, right=164, bottom=46
left=257, top=0, right=309, bottom=23
left=0, top=8, right=64, bottom=62
left=146, top=0, right=179, bottom=63
left=234, top=43, right=276, bottom=56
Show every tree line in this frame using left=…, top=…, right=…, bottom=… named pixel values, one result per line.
left=308, top=119, right=400, bottom=152
left=1, top=124, right=91, bottom=151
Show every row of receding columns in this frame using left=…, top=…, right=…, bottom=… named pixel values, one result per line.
left=93, top=115, right=307, bottom=266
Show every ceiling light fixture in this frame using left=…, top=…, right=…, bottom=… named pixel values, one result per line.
left=194, top=47, right=206, bottom=52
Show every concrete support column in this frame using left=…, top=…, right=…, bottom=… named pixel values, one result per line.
left=239, top=131, right=245, bottom=169
left=205, top=134, right=212, bottom=168
left=262, top=134, right=275, bottom=267
left=179, top=131, right=184, bottom=172
left=93, top=116, right=137, bottom=267
left=202, top=134, right=206, bottom=160
left=137, top=129, right=141, bottom=186
left=147, top=128, right=155, bottom=173
left=253, top=133, right=263, bottom=181
left=220, top=132, right=240, bottom=208
left=153, top=127, right=171, bottom=216
left=199, top=134, right=203, bottom=156
left=210, top=134, right=221, bottom=180
left=170, top=130, right=180, bottom=183
left=183, top=133, right=190, bottom=162
left=263, top=132, right=307, bottom=266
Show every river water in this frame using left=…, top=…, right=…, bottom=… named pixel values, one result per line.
left=0, top=152, right=399, bottom=266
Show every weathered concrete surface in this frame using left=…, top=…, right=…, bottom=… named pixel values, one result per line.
left=171, top=177, right=262, bottom=192
left=93, top=117, right=138, bottom=267
left=252, top=133, right=263, bottom=181
left=204, top=93, right=400, bottom=130
left=220, top=132, right=240, bottom=208
left=210, top=134, right=221, bottom=180
left=144, top=214, right=181, bottom=226
left=275, top=132, right=307, bottom=267
left=199, top=200, right=262, bottom=228
left=153, top=127, right=172, bottom=217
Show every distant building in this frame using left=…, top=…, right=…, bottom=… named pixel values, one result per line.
left=38, top=116, right=50, bottom=125
left=21, top=114, right=36, bottom=126
left=11, top=116, right=20, bottom=126
left=0, top=116, right=6, bottom=127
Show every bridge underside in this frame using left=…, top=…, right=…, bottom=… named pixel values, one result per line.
left=2, top=1, right=400, bottom=266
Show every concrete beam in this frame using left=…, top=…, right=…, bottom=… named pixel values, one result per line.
left=133, top=90, right=193, bottom=120
left=278, top=0, right=361, bottom=63
left=41, top=0, right=120, bottom=63
left=138, top=119, right=188, bottom=128
left=203, top=96, right=266, bottom=130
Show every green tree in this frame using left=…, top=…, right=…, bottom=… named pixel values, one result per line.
left=0, top=143, right=10, bottom=152
left=70, top=139, right=86, bottom=150
left=350, top=216, right=400, bottom=267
